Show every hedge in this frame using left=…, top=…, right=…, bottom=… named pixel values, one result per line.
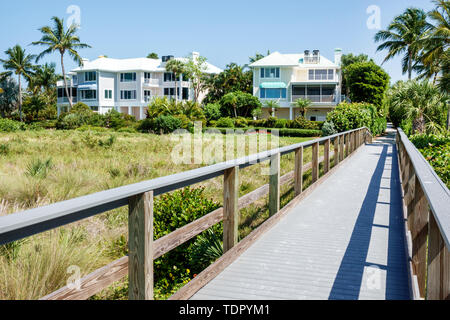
left=204, top=127, right=322, bottom=137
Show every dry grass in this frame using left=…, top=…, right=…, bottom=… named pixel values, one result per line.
left=0, top=129, right=320, bottom=299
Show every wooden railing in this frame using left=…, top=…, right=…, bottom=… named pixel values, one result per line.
left=0, top=127, right=371, bottom=300
left=396, top=128, right=450, bottom=300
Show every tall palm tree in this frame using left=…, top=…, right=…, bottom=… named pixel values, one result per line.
left=165, top=59, right=186, bottom=103
left=375, top=8, right=432, bottom=80
left=292, top=98, right=311, bottom=118
left=0, top=45, right=35, bottom=121
left=29, top=63, right=59, bottom=94
left=32, top=16, right=91, bottom=109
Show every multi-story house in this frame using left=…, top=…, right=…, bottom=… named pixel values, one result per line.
left=249, top=49, right=345, bottom=121
left=56, top=52, right=222, bottom=120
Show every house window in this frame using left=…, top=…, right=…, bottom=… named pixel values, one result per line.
left=144, top=72, right=152, bottom=79
left=120, top=90, right=136, bottom=100
left=260, top=68, right=280, bottom=79
left=260, top=88, right=286, bottom=99
left=120, top=73, right=136, bottom=82
left=81, top=90, right=97, bottom=100
left=182, top=87, right=189, bottom=100
left=144, top=90, right=151, bottom=101
left=164, top=88, right=180, bottom=96
left=90, top=106, right=99, bottom=112
left=164, top=73, right=179, bottom=82
left=84, top=72, right=96, bottom=82
left=72, top=75, right=78, bottom=84
left=104, top=90, right=112, bottom=99
left=308, top=69, right=335, bottom=80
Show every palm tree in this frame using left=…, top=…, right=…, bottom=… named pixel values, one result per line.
left=222, top=92, right=239, bottom=117
left=375, top=8, right=432, bottom=80
left=390, top=80, right=447, bottom=134
left=264, top=100, right=280, bottom=117
left=29, top=63, right=59, bottom=94
left=292, top=98, right=311, bottom=118
left=165, top=59, right=186, bottom=103
left=32, top=16, right=91, bottom=109
left=0, top=45, right=35, bottom=121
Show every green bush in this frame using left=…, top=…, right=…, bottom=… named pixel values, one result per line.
left=203, top=103, right=222, bottom=122
left=138, top=115, right=182, bottom=134
left=322, top=121, right=338, bottom=137
left=233, top=117, right=248, bottom=128
left=274, top=119, right=289, bottom=128
left=277, top=128, right=322, bottom=137
left=215, top=117, right=234, bottom=128
left=0, top=118, right=23, bottom=132
left=153, top=187, right=221, bottom=294
left=409, top=133, right=450, bottom=149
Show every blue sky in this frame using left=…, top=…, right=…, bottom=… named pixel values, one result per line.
left=0, top=0, right=434, bottom=83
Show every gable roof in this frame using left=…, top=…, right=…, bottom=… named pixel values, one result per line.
left=72, top=57, right=223, bottom=74
left=249, top=51, right=339, bottom=68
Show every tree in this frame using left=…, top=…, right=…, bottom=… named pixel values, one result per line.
left=341, top=53, right=371, bottom=97
left=264, top=100, right=280, bottom=117
left=345, top=61, right=390, bottom=109
left=220, top=91, right=261, bottom=118
left=204, top=63, right=253, bottom=104
left=184, top=54, right=208, bottom=102
left=29, top=63, right=59, bottom=94
left=249, top=50, right=270, bottom=64
left=375, top=8, right=432, bottom=80
left=0, top=45, right=35, bottom=121
left=388, top=80, right=447, bottom=134
left=32, top=16, right=91, bottom=109
left=165, top=59, right=186, bottom=103
left=147, top=52, right=159, bottom=59
left=0, top=76, right=18, bottom=118
left=292, top=98, right=311, bottom=118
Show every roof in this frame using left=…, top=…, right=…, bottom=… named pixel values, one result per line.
left=72, top=56, right=223, bottom=74
left=249, top=51, right=339, bottom=68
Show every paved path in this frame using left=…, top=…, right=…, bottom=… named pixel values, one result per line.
left=191, top=129, right=411, bottom=300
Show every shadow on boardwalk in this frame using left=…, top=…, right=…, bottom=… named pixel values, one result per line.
left=328, top=134, right=410, bottom=300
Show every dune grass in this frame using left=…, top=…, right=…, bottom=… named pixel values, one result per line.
left=0, top=129, right=321, bottom=300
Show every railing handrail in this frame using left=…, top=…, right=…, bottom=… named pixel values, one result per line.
left=0, top=127, right=368, bottom=246
left=397, top=128, right=450, bottom=248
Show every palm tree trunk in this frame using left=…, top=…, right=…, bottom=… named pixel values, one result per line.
left=174, top=75, right=178, bottom=103
left=408, top=51, right=413, bottom=80
left=18, top=74, right=22, bottom=122
left=412, top=115, right=425, bottom=134
left=61, top=53, right=73, bottom=109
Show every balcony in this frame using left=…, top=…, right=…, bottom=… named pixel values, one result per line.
left=57, top=97, right=78, bottom=104
left=144, top=79, right=161, bottom=86
left=291, top=95, right=345, bottom=105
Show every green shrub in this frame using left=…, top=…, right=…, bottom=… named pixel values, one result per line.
left=233, top=117, right=248, bottom=128
left=264, top=117, right=277, bottom=128
left=0, top=143, right=10, bottom=156
left=322, top=121, right=338, bottom=137
left=215, top=117, right=234, bottom=128
left=26, top=158, right=53, bottom=178
left=274, top=119, right=289, bottom=128
left=419, top=143, right=450, bottom=188
left=203, top=103, right=222, bottom=122
left=0, top=118, right=23, bottom=132
left=409, top=133, right=450, bottom=149
left=154, top=115, right=182, bottom=134
left=153, top=187, right=221, bottom=295
left=278, top=128, right=322, bottom=137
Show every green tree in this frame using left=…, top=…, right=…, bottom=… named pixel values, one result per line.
left=388, top=80, right=447, bottom=134
left=165, top=59, right=186, bottom=103
left=264, top=100, right=280, bottom=117
left=375, top=8, right=432, bottom=80
left=292, top=98, right=311, bottom=118
left=32, top=16, right=91, bottom=109
left=0, top=45, right=36, bottom=121
left=341, top=53, right=371, bottom=97
left=184, top=55, right=208, bottom=102
left=204, top=63, right=252, bottom=103
left=220, top=91, right=261, bottom=118
left=0, top=76, right=18, bottom=118
left=147, top=52, right=159, bottom=59
left=345, top=61, right=390, bottom=109
left=249, top=50, right=270, bottom=64
left=29, top=63, right=59, bottom=94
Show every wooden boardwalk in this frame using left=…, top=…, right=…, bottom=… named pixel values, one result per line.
left=191, top=130, right=411, bottom=300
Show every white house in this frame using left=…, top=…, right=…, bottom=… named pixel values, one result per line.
left=249, top=49, right=345, bottom=121
left=56, top=52, right=222, bottom=120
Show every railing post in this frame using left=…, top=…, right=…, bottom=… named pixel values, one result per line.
left=411, top=178, right=429, bottom=298
left=269, top=152, right=281, bottom=216
left=345, top=133, right=350, bottom=157
left=294, top=147, right=303, bottom=196
left=312, top=142, right=319, bottom=183
left=269, top=152, right=280, bottom=216
left=324, top=139, right=330, bottom=174
left=334, top=136, right=340, bottom=166
left=426, top=213, right=449, bottom=300
left=128, top=191, right=154, bottom=300
left=339, top=133, right=345, bottom=162
left=223, top=166, right=239, bottom=253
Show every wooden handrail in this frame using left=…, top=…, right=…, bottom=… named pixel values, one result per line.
left=0, top=127, right=371, bottom=300
left=396, top=128, right=450, bottom=300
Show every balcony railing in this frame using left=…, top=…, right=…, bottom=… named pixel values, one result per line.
left=292, top=95, right=342, bottom=104
left=144, top=79, right=161, bottom=86
left=57, top=97, right=78, bottom=103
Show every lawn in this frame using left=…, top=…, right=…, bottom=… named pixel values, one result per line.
left=0, top=129, right=321, bottom=300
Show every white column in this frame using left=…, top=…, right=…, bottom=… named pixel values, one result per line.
left=128, top=106, right=132, bottom=116
left=57, top=106, right=61, bottom=117
left=140, top=106, right=144, bottom=120
left=289, top=107, right=293, bottom=120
